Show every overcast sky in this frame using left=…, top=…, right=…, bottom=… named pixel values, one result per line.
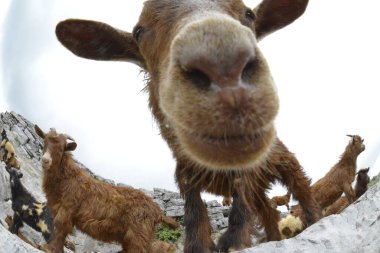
left=1, top=0, right=380, bottom=200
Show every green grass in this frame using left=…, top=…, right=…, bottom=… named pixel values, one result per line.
left=155, top=227, right=182, bottom=243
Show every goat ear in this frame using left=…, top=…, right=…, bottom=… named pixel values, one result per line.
left=34, top=125, right=45, bottom=139
left=65, top=141, right=77, bottom=151
left=254, top=0, right=309, bottom=40
left=56, top=19, right=145, bottom=69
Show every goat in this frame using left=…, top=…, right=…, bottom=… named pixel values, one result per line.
left=277, top=214, right=303, bottom=239
left=5, top=166, right=54, bottom=243
left=324, top=167, right=370, bottom=216
left=291, top=135, right=365, bottom=224
left=34, top=125, right=178, bottom=253
left=54, top=0, right=321, bottom=252
left=1, top=128, right=7, bottom=140
left=0, top=129, right=21, bottom=170
left=270, top=191, right=291, bottom=210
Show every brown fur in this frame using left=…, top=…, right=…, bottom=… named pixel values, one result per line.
left=54, top=1, right=319, bottom=252
left=270, top=191, right=291, bottom=210
left=151, top=241, right=176, bottom=253
left=35, top=125, right=178, bottom=253
left=291, top=135, right=365, bottom=224
left=324, top=167, right=370, bottom=216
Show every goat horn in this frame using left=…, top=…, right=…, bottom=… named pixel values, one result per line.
left=346, top=134, right=354, bottom=138
left=64, top=134, right=75, bottom=141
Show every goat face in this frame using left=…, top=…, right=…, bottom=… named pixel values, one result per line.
left=347, top=135, right=365, bottom=154
left=55, top=0, right=309, bottom=170
left=1, top=128, right=7, bottom=140
left=7, top=157, right=21, bottom=170
left=35, top=125, right=77, bottom=169
left=7, top=167, right=23, bottom=188
left=357, top=167, right=370, bottom=184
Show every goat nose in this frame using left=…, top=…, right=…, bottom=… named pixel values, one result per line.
left=42, top=152, right=52, bottom=167
left=216, top=87, right=249, bottom=109
left=174, top=13, right=257, bottom=91
left=183, top=48, right=254, bottom=90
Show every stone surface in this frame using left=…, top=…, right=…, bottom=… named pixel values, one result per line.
left=240, top=177, right=380, bottom=253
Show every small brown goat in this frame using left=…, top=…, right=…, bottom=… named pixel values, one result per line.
left=291, top=135, right=365, bottom=224
left=324, top=167, right=370, bottom=216
left=311, top=135, right=365, bottom=208
left=55, top=0, right=321, bottom=252
left=270, top=191, right=291, bottom=210
left=35, top=125, right=178, bottom=253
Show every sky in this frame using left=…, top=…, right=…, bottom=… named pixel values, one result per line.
left=1, top=0, right=380, bottom=202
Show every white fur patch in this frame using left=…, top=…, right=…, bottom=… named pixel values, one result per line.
left=42, top=151, right=52, bottom=168
left=37, top=219, right=49, bottom=233
left=278, top=214, right=304, bottom=239
left=22, top=205, right=28, bottom=211
left=33, top=203, right=45, bottom=216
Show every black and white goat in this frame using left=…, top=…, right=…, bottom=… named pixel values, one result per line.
left=6, top=166, right=53, bottom=242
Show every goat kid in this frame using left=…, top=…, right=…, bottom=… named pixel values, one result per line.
left=55, top=0, right=321, bottom=252
left=1, top=128, right=7, bottom=140
left=324, top=167, right=370, bottom=216
left=291, top=135, right=365, bottom=224
left=35, top=125, right=178, bottom=253
left=311, top=135, right=365, bottom=208
left=270, top=191, right=291, bottom=210
left=0, top=138, right=21, bottom=170
left=6, top=166, right=54, bottom=243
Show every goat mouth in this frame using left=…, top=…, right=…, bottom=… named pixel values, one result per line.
left=177, top=125, right=276, bottom=169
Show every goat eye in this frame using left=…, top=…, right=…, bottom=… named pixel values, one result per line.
left=245, top=9, right=255, bottom=22
left=133, top=26, right=144, bottom=42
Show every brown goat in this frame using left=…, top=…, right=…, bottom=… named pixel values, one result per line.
left=34, top=125, right=178, bottom=253
left=291, top=135, right=365, bottom=224
left=54, top=0, right=321, bottom=252
left=324, top=167, right=370, bottom=216
left=270, top=191, right=291, bottom=210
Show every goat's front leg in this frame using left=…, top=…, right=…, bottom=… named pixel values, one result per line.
left=252, top=191, right=281, bottom=241
left=9, top=213, right=23, bottom=234
left=280, top=165, right=322, bottom=225
left=274, top=140, right=322, bottom=226
left=216, top=179, right=254, bottom=252
left=47, top=208, right=73, bottom=253
left=342, top=183, right=355, bottom=203
left=183, top=187, right=214, bottom=253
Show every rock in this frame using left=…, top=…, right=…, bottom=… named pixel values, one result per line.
left=239, top=180, right=380, bottom=253
left=0, top=224, right=42, bottom=253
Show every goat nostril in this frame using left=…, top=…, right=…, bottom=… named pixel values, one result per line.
left=183, top=68, right=211, bottom=90
left=242, top=58, right=257, bottom=82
